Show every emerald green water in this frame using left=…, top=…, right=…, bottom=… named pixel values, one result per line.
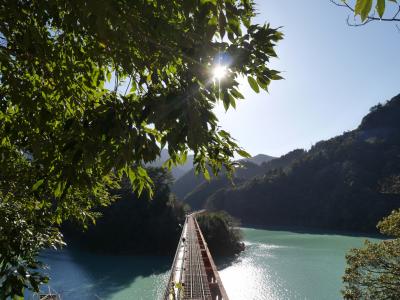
left=32, top=228, right=381, bottom=299
left=219, top=228, right=381, bottom=300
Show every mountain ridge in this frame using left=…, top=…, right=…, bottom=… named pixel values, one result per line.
left=201, top=94, right=400, bottom=233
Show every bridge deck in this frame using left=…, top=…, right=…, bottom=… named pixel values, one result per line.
left=164, top=213, right=229, bottom=300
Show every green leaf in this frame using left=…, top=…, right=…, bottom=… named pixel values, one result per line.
left=247, top=76, right=260, bottom=93
left=130, top=81, right=137, bottom=93
left=127, top=167, right=136, bottom=183
left=355, top=0, right=373, bottom=21
left=178, top=151, right=187, bottom=164
left=54, top=181, right=66, bottom=198
left=208, top=15, right=218, bottom=26
left=229, top=94, right=236, bottom=109
left=230, top=88, right=244, bottom=99
left=137, top=181, right=144, bottom=196
left=257, top=77, right=270, bottom=91
left=32, top=179, right=44, bottom=191
left=175, top=282, right=184, bottom=290
left=200, top=0, right=216, bottom=4
left=223, top=92, right=230, bottom=110
left=376, top=0, right=385, bottom=18
left=218, top=130, right=230, bottom=138
left=137, top=166, right=147, bottom=177
left=162, top=158, right=173, bottom=170
left=237, top=149, right=251, bottom=158
left=203, top=168, right=211, bottom=181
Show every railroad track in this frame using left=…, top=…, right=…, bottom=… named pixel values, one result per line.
left=164, top=213, right=228, bottom=300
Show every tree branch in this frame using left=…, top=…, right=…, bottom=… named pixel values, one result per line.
left=330, top=0, right=400, bottom=26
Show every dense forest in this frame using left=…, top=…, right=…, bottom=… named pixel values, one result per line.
left=184, top=95, right=400, bottom=233
left=67, top=94, right=400, bottom=255
left=171, top=154, right=275, bottom=200
left=174, top=149, right=304, bottom=210
left=64, top=168, right=188, bottom=255
left=197, top=211, right=244, bottom=256
left=64, top=168, right=244, bottom=257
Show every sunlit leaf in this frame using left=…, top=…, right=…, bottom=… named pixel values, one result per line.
left=355, top=0, right=373, bottom=21
left=376, top=0, right=385, bottom=18
left=32, top=179, right=44, bottom=191
left=247, top=76, right=260, bottom=93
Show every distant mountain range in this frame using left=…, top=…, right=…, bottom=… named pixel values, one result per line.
left=147, top=149, right=194, bottom=180
left=173, top=94, right=400, bottom=233
left=240, top=154, right=275, bottom=165
left=171, top=153, right=279, bottom=201
left=148, top=150, right=274, bottom=180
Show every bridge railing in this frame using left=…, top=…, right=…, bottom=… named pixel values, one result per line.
left=164, top=212, right=229, bottom=300
left=163, top=217, right=188, bottom=300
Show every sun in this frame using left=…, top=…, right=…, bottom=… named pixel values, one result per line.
left=212, top=64, right=227, bottom=81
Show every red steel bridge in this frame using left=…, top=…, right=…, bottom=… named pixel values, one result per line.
left=164, top=212, right=229, bottom=300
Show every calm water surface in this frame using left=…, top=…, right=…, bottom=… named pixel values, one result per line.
left=31, top=228, right=381, bottom=300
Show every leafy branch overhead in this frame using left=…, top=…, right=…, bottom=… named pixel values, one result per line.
left=331, top=0, right=400, bottom=26
left=0, top=0, right=282, bottom=297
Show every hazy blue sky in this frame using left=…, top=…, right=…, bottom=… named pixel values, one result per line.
left=215, top=0, right=400, bottom=157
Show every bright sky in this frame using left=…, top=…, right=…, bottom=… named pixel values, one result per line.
left=214, top=0, right=400, bottom=158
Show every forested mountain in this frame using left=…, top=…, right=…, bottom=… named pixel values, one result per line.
left=205, top=95, right=400, bottom=233
left=174, top=150, right=304, bottom=210
left=261, top=149, right=305, bottom=173
left=63, top=168, right=243, bottom=257
left=172, top=155, right=277, bottom=200
left=172, top=161, right=264, bottom=205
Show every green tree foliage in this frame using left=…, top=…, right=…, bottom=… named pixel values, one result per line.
left=0, top=145, right=114, bottom=297
left=342, top=209, right=400, bottom=299
left=64, top=168, right=187, bottom=255
left=196, top=211, right=243, bottom=256
left=332, top=0, right=400, bottom=25
left=205, top=94, right=400, bottom=233
left=0, top=0, right=282, bottom=296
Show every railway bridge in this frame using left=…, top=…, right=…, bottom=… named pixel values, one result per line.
left=164, top=212, right=229, bottom=300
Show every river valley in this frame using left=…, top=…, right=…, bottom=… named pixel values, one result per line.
left=30, top=228, right=381, bottom=300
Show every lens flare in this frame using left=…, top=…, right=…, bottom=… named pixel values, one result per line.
left=212, top=65, right=227, bottom=80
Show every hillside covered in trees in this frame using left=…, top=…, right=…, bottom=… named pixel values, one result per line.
left=197, top=94, right=400, bottom=233
left=171, top=153, right=277, bottom=200
left=64, top=168, right=187, bottom=255
left=173, top=149, right=304, bottom=210
left=64, top=168, right=244, bottom=257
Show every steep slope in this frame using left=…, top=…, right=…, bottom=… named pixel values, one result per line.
left=183, top=161, right=262, bottom=210
left=261, top=149, right=305, bottom=173
left=175, top=150, right=304, bottom=208
left=206, top=94, right=400, bottom=233
left=171, top=156, right=273, bottom=200
left=171, top=168, right=207, bottom=200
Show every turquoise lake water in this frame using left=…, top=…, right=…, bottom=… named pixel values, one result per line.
left=30, top=228, right=381, bottom=300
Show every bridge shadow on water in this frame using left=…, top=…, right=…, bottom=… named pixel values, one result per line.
left=37, top=248, right=172, bottom=300
left=214, top=254, right=241, bottom=271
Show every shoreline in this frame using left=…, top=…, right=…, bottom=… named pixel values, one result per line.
left=239, top=224, right=385, bottom=239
